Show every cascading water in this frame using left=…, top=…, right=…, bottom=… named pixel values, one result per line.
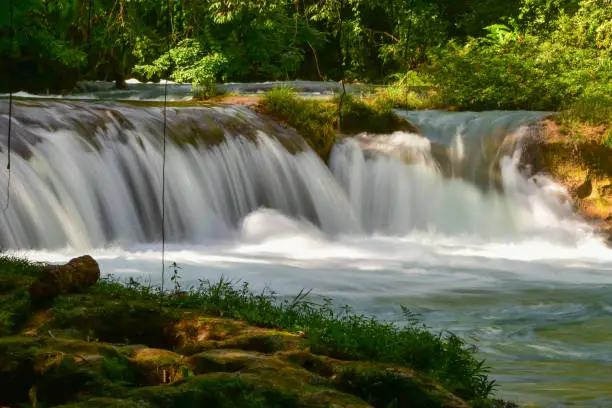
left=329, top=130, right=582, bottom=239
left=0, top=100, right=592, bottom=249
left=2, top=97, right=612, bottom=407
left=0, top=100, right=359, bottom=249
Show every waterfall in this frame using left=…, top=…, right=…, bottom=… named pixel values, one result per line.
left=0, top=100, right=594, bottom=250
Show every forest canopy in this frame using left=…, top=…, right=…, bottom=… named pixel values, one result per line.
left=0, top=0, right=610, bottom=113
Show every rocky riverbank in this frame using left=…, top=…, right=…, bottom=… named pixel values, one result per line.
left=522, top=119, right=612, bottom=245
left=0, top=255, right=511, bottom=408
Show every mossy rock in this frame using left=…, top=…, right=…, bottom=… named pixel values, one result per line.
left=333, top=367, right=468, bottom=408
left=55, top=397, right=154, bottom=408
left=47, top=296, right=181, bottom=348
left=281, top=351, right=470, bottom=408
left=0, top=336, right=133, bottom=406
left=178, top=329, right=304, bottom=356
left=173, top=315, right=250, bottom=347
left=299, top=389, right=373, bottom=408
left=218, top=333, right=303, bottom=353
left=282, top=349, right=336, bottom=377
left=130, top=348, right=186, bottom=385
left=522, top=121, right=612, bottom=243
left=127, top=373, right=301, bottom=408
left=0, top=336, right=42, bottom=404
left=188, top=349, right=263, bottom=374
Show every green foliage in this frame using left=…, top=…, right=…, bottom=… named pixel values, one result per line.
left=101, top=356, right=137, bottom=386
left=0, top=289, right=31, bottom=336
left=262, top=88, right=337, bottom=159
left=98, top=274, right=497, bottom=402
left=0, top=255, right=498, bottom=405
left=0, top=256, right=44, bottom=335
left=338, top=93, right=411, bottom=134
left=559, top=95, right=612, bottom=127
left=334, top=368, right=445, bottom=408
left=420, top=0, right=612, bottom=119
left=127, top=375, right=300, bottom=408
left=262, top=88, right=413, bottom=159
left=133, top=39, right=227, bottom=98
left=604, top=129, right=612, bottom=149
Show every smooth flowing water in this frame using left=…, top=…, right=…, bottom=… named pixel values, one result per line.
left=1, top=94, right=611, bottom=407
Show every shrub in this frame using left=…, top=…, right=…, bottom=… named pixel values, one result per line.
left=262, top=87, right=338, bottom=160
left=133, top=39, right=227, bottom=99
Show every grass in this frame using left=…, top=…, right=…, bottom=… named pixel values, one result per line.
left=260, top=87, right=415, bottom=161
left=0, top=255, right=503, bottom=406
left=554, top=94, right=612, bottom=148
left=0, top=256, right=45, bottom=335
left=261, top=87, right=337, bottom=160
left=559, top=95, right=612, bottom=127
left=94, top=275, right=497, bottom=402
left=372, top=85, right=440, bottom=111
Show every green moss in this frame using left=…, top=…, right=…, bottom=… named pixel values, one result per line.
left=188, top=349, right=260, bottom=374
left=333, top=368, right=449, bottom=408
left=127, top=373, right=301, bottom=408
left=260, top=87, right=416, bottom=161
left=0, top=256, right=44, bottom=293
left=55, top=397, right=154, bottom=408
left=338, top=93, right=415, bottom=135
left=0, top=336, right=133, bottom=406
left=49, top=294, right=180, bottom=348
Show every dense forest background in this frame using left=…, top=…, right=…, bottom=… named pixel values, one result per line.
left=0, top=0, right=610, bottom=112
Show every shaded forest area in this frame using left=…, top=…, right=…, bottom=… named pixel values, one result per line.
left=0, top=0, right=610, bottom=114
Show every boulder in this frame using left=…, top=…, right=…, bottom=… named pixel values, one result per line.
left=28, top=255, right=100, bottom=303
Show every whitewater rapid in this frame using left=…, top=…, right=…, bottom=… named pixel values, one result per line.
left=2, top=98, right=612, bottom=407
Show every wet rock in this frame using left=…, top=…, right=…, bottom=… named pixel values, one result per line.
left=521, top=120, right=612, bottom=241
left=28, top=255, right=100, bottom=303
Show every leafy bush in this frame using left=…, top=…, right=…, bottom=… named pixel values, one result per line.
left=422, top=0, right=612, bottom=117
left=426, top=32, right=564, bottom=110
left=133, top=39, right=227, bottom=98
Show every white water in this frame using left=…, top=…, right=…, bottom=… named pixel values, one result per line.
left=2, top=100, right=612, bottom=407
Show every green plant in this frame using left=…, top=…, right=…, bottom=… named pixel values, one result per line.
left=169, top=262, right=182, bottom=295
left=95, top=275, right=497, bottom=402
left=262, top=88, right=413, bottom=160
left=334, top=368, right=444, bottom=408
left=133, top=40, right=227, bottom=99
left=101, top=356, right=136, bottom=386
left=262, top=87, right=337, bottom=160
left=604, top=130, right=612, bottom=149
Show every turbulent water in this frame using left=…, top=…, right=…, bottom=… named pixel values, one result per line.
left=1, top=91, right=612, bottom=407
